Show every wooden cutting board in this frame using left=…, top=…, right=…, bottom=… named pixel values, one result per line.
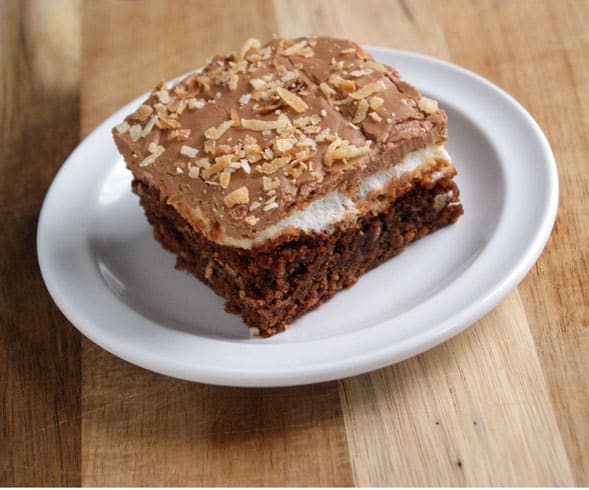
left=1, top=0, right=587, bottom=485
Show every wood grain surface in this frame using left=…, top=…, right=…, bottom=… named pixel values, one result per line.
left=1, top=0, right=587, bottom=486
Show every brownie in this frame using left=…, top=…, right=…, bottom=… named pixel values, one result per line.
left=112, top=36, right=464, bottom=336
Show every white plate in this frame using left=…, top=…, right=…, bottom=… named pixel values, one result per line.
left=37, top=48, right=558, bottom=387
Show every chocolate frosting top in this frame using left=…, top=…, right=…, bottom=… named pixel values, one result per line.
left=112, top=36, right=447, bottom=243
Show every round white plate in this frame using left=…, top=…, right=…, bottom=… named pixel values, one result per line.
left=37, top=48, right=558, bottom=387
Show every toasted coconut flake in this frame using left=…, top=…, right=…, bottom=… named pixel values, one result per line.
left=202, top=155, right=232, bottom=178
left=262, top=176, right=272, bottom=191
left=156, top=114, right=182, bottom=130
left=249, top=78, right=266, bottom=90
left=115, top=121, right=130, bottom=134
left=224, top=186, right=249, bottom=208
left=315, top=128, right=334, bottom=143
left=332, top=142, right=371, bottom=161
left=244, top=215, right=259, bottom=226
left=241, top=113, right=291, bottom=131
left=293, top=114, right=321, bottom=129
left=364, top=60, right=388, bottom=73
left=141, top=115, right=158, bottom=137
left=259, top=46, right=272, bottom=59
left=148, top=142, right=164, bottom=154
left=324, top=138, right=371, bottom=167
left=196, top=74, right=212, bottom=92
left=332, top=96, right=353, bottom=106
left=240, top=37, right=261, bottom=58
left=340, top=47, right=356, bottom=55
left=294, top=148, right=311, bottom=160
left=281, top=40, right=308, bottom=56
left=240, top=160, right=252, bottom=174
left=203, top=140, right=217, bottom=155
left=174, top=85, right=188, bottom=97
left=311, top=171, right=324, bottom=181
left=267, top=177, right=281, bottom=190
left=287, top=160, right=307, bottom=178
left=176, top=99, right=187, bottom=114
left=216, top=144, right=233, bottom=155
left=195, top=157, right=211, bottom=169
left=303, top=125, right=321, bottom=134
left=368, top=111, right=382, bottom=122
left=228, top=74, right=239, bottom=91
left=168, top=129, right=191, bottom=141
left=328, top=74, right=356, bottom=93
left=245, top=147, right=262, bottom=163
left=280, top=70, right=299, bottom=84
left=418, top=96, right=439, bottom=114
left=180, top=145, right=199, bottom=158
left=139, top=144, right=165, bottom=167
left=319, top=82, right=336, bottom=97
left=299, top=46, right=314, bottom=58
left=239, top=93, right=251, bottom=105
left=129, top=124, right=142, bottom=141
left=188, top=166, right=200, bottom=179
left=369, top=96, right=384, bottom=110
left=350, top=80, right=387, bottom=99
left=259, top=156, right=290, bottom=174
left=263, top=201, right=279, bottom=212
left=138, top=154, right=157, bottom=167
left=275, top=137, right=296, bottom=152
left=323, top=138, right=341, bottom=167
left=293, top=116, right=314, bottom=128
left=230, top=109, right=241, bottom=127
left=350, top=69, right=374, bottom=77
left=132, top=104, right=154, bottom=121
left=357, top=48, right=372, bottom=60
left=244, top=141, right=261, bottom=153
left=352, top=98, right=369, bottom=123
left=204, top=120, right=233, bottom=140
left=275, top=86, right=308, bottom=113
left=187, top=98, right=206, bottom=110
left=219, top=170, right=231, bottom=189
left=156, top=89, right=172, bottom=104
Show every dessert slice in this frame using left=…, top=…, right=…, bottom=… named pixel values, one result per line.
left=112, top=37, right=463, bottom=337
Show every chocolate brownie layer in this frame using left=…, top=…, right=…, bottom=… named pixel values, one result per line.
left=133, top=177, right=463, bottom=336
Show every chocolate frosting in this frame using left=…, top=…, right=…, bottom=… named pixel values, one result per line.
left=112, top=36, right=447, bottom=243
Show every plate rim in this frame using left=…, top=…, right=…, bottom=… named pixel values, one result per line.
left=37, top=47, right=558, bottom=387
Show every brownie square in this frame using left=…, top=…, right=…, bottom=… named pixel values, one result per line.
left=113, top=37, right=463, bottom=336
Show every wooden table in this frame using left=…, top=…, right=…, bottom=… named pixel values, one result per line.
left=2, top=0, right=587, bottom=486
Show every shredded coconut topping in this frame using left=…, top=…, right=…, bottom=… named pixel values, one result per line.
left=113, top=36, right=447, bottom=236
